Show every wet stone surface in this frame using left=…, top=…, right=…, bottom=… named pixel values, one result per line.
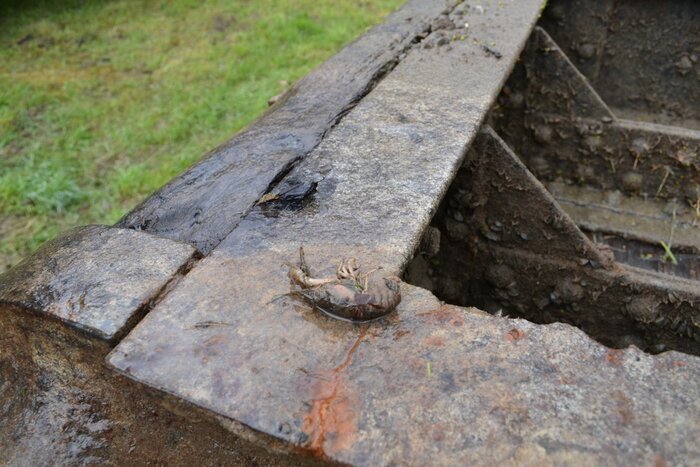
left=109, top=1, right=678, bottom=464
left=118, top=0, right=457, bottom=254
left=0, top=225, right=197, bottom=341
left=109, top=271, right=700, bottom=465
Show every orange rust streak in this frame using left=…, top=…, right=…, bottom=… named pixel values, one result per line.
left=605, top=349, right=624, bottom=367
left=302, top=326, right=368, bottom=458
left=506, top=328, right=525, bottom=342
left=417, top=306, right=465, bottom=327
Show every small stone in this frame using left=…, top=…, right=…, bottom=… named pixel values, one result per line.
left=582, top=135, right=601, bottom=151
left=529, top=156, right=550, bottom=176
left=626, top=296, right=660, bottom=324
left=446, top=218, right=469, bottom=241
left=485, top=264, right=515, bottom=290
left=621, top=172, right=643, bottom=193
left=577, top=43, right=595, bottom=59
left=630, top=137, right=649, bottom=155
left=508, top=92, right=525, bottom=108
left=533, top=125, right=553, bottom=145
left=576, top=164, right=596, bottom=182
left=676, top=55, right=693, bottom=75
left=432, top=16, right=455, bottom=30
left=552, top=278, right=584, bottom=305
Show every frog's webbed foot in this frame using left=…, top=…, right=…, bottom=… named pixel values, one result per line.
left=337, top=257, right=359, bottom=281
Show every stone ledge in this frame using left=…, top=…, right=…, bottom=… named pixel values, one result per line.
left=0, top=225, right=197, bottom=342
left=108, top=276, right=700, bottom=465
left=118, top=0, right=458, bottom=254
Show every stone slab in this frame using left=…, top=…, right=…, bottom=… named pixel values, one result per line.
left=117, top=0, right=456, bottom=254
left=0, top=225, right=197, bottom=341
left=109, top=271, right=700, bottom=465
left=107, top=1, right=569, bottom=463
left=215, top=0, right=546, bottom=274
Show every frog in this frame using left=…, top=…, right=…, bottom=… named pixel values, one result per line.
left=287, top=247, right=401, bottom=322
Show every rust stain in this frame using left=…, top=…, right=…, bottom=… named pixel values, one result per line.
left=423, top=335, right=445, bottom=347
left=418, top=306, right=465, bottom=327
left=506, top=328, right=525, bottom=342
left=605, top=349, right=624, bottom=367
left=301, top=327, right=367, bottom=459
left=431, top=423, right=447, bottom=442
left=654, top=453, right=667, bottom=467
left=613, top=390, right=633, bottom=425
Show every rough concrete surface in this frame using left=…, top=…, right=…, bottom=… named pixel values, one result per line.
left=0, top=225, right=197, bottom=341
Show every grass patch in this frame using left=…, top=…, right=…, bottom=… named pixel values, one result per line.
left=0, top=0, right=402, bottom=270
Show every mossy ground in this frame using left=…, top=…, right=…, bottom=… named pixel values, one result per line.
left=0, top=0, right=402, bottom=270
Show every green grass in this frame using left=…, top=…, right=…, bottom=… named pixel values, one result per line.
left=0, top=0, right=402, bottom=271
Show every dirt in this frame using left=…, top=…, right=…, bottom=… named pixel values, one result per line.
left=406, top=0, right=700, bottom=357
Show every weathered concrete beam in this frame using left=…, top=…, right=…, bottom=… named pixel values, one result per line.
left=117, top=0, right=458, bottom=254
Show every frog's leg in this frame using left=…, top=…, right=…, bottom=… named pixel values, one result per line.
left=360, top=268, right=381, bottom=291
left=299, top=246, right=310, bottom=275
left=337, top=257, right=360, bottom=280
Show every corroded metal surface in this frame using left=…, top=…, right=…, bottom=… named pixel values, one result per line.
left=0, top=225, right=197, bottom=341
left=117, top=0, right=457, bottom=254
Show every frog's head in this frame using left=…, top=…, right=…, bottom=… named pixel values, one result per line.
left=383, top=276, right=401, bottom=294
